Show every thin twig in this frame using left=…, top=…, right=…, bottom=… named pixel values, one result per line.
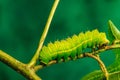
left=34, top=65, right=44, bottom=72
left=28, top=0, right=60, bottom=67
left=84, top=53, right=109, bottom=80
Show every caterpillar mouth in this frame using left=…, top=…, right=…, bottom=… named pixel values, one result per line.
left=98, top=41, right=109, bottom=49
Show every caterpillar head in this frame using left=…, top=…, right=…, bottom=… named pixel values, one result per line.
left=99, top=33, right=110, bottom=48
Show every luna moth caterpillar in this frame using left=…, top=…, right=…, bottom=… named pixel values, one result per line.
left=39, top=29, right=109, bottom=65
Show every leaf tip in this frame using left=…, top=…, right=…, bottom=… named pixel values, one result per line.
left=108, top=20, right=120, bottom=40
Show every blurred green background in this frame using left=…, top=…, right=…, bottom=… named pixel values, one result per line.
left=0, top=0, right=120, bottom=80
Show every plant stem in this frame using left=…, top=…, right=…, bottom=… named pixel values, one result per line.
left=84, top=53, right=109, bottom=80
left=28, top=0, right=60, bottom=67
left=34, top=65, right=44, bottom=72
left=0, top=50, right=41, bottom=80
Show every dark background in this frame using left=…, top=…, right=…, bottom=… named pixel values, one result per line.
left=0, top=0, right=119, bottom=80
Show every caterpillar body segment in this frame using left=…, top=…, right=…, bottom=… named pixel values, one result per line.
left=39, top=29, right=109, bottom=65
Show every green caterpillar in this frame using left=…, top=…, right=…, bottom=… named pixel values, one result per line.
left=39, top=29, right=109, bottom=65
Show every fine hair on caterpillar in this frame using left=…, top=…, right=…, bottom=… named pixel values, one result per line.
left=39, top=29, right=110, bottom=65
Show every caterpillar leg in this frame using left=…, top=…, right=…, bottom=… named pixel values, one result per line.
left=92, top=47, right=96, bottom=52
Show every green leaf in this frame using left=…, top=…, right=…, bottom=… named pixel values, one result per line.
left=81, top=70, right=104, bottom=80
left=81, top=70, right=120, bottom=80
left=109, top=71, right=120, bottom=80
left=108, top=20, right=120, bottom=62
left=108, top=20, right=120, bottom=40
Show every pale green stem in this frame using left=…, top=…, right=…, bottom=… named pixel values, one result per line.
left=0, top=50, right=41, bottom=80
left=28, top=0, right=59, bottom=67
